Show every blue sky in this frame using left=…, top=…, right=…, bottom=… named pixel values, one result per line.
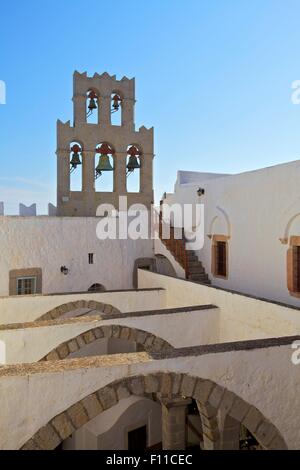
left=1, top=0, right=300, bottom=213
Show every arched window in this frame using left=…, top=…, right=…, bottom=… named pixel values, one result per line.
left=111, top=92, right=122, bottom=126
left=126, top=144, right=141, bottom=193
left=70, top=142, right=82, bottom=191
left=86, top=89, right=99, bottom=124
left=88, top=283, right=106, bottom=292
left=94, top=142, right=114, bottom=192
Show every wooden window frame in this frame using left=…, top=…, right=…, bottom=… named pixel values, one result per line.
left=211, top=235, right=229, bottom=279
left=9, top=268, right=42, bottom=296
left=287, top=236, right=300, bottom=298
left=17, top=276, right=37, bottom=295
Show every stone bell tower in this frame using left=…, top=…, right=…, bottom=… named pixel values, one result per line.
left=56, top=71, right=154, bottom=216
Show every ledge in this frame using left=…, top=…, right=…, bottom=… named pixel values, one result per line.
left=138, top=269, right=300, bottom=311
left=0, top=305, right=217, bottom=331
left=0, top=287, right=165, bottom=300
left=0, top=334, right=298, bottom=378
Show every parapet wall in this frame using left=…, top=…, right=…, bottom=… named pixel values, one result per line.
left=0, top=203, right=57, bottom=216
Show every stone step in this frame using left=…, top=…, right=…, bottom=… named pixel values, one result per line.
left=159, top=229, right=211, bottom=285
left=186, top=254, right=198, bottom=262
left=188, top=259, right=204, bottom=267
left=188, top=273, right=210, bottom=282
left=195, top=279, right=211, bottom=285
left=188, top=265, right=205, bottom=274
left=189, top=278, right=211, bottom=285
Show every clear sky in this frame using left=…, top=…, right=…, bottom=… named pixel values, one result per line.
left=1, top=0, right=300, bottom=213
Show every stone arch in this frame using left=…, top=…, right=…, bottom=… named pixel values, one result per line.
left=37, top=300, right=121, bottom=322
left=88, top=283, right=106, bottom=292
left=39, top=325, right=174, bottom=361
left=22, top=373, right=287, bottom=450
left=208, top=207, right=231, bottom=238
left=280, top=212, right=300, bottom=244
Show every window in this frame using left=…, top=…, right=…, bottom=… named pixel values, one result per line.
left=287, top=236, right=300, bottom=296
left=17, top=277, right=36, bottom=295
left=211, top=235, right=229, bottom=278
left=216, top=241, right=227, bottom=276
left=88, top=283, right=106, bottom=292
left=88, top=253, right=94, bottom=265
left=9, top=268, right=42, bottom=296
left=293, top=246, right=300, bottom=293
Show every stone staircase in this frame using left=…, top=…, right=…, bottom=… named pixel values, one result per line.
left=159, top=209, right=210, bottom=285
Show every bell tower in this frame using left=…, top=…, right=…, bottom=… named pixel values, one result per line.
left=56, top=71, right=154, bottom=216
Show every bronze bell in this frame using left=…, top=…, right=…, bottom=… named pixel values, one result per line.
left=112, top=94, right=121, bottom=111
left=70, top=150, right=82, bottom=169
left=127, top=155, right=140, bottom=172
left=88, top=91, right=97, bottom=112
left=95, top=154, right=114, bottom=177
left=88, top=97, right=97, bottom=111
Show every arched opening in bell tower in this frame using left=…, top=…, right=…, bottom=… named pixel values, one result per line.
left=111, top=92, right=122, bottom=126
left=86, top=89, right=99, bottom=124
left=69, top=141, right=83, bottom=191
left=94, top=142, right=114, bottom=192
left=126, top=144, right=141, bottom=193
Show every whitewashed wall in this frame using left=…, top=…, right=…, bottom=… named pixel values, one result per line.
left=162, top=162, right=300, bottom=307
left=0, top=216, right=154, bottom=296
left=0, top=306, right=219, bottom=364
left=0, top=289, right=166, bottom=325
left=138, top=271, right=300, bottom=341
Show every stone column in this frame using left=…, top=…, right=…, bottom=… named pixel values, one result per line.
left=140, top=153, right=153, bottom=196
left=218, top=411, right=240, bottom=450
left=56, top=149, right=70, bottom=200
left=82, top=151, right=95, bottom=216
left=196, top=402, right=221, bottom=450
left=122, top=98, right=135, bottom=131
left=114, top=152, right=126, bottom=194
left=160, top=396, right=191, bottom=450
left=82, top=151, right=95, bottom=192
left=100, top=95, right=111, bottom=126
left=73, top=94, right=86, bottom=125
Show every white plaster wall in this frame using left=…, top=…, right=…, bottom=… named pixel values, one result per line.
left=0, top=307, right=219, bottom=364
left=138, top=271, right=300, bottom=341
left=163, top=161, right=300, bottom=307
left=0, top=289, right=166, bottom=325
left=68, top=337, right=137, bottom=359
left=64, top=396, right=162, bottom=450
left=1, top=343, right=299, bottom=449
left=0, top=216, right=154, bottom=296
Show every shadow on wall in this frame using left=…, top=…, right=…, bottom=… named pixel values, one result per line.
left=155, top=255, right=177, bottom=277
left=133, top=256, right=177, bottom=288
